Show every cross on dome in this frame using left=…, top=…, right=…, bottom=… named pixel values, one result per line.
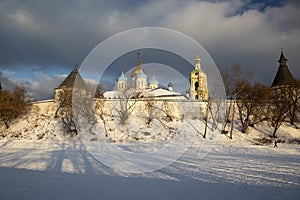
left=137, top=52, right=141, bottom=67
left=195, top=55, right=201, bottom=64
left=195, top=55, right=201, bottom=70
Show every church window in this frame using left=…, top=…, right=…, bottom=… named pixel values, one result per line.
left=195, top=82, right=199, bottom=91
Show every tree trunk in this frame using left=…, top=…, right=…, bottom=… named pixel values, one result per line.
left=54, top=106, right=61, bottom=118
left=222, top=99, right=232, bottom=132
left=289, top=107, right=296, bottom=126
left=204, top=113, right=208, bottom=139
left=272, top=127, right=278, bottom=138
left=230, top=101, right=235, bottom=139
left=4, top=122, right=9, bottom=129
left=241, top=125, right=246, bottom=133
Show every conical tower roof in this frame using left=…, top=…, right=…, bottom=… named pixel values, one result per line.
left=118, top=72, right=128, bottom=81
left=149, top=75, right=159, bottom=84
left=271, top=50, right=296, bottom=87
left=58, top=66, right=88, bottom=90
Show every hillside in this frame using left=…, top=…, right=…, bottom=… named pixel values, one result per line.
left=0, top=108, right=299, bottom=147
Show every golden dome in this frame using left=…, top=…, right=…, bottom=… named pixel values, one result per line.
left=131, top=52, right=146, bottom=78
left=131, top=66, right=146, bottom=78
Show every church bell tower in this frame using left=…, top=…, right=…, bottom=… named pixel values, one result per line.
left=189, top=55, right=209, bottom=100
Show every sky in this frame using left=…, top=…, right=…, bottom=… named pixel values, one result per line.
left=0, top=0, right=299, bottom=100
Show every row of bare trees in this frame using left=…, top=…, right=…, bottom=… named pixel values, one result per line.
left=93, top=88, right=178, bottom=139
left=2, top=77, right=298, bottom=141
left=221, top=65, right=300, bottom=139
left=56, top=76, right=299, bottom=140
left=112, top=89, right=176, bottom=127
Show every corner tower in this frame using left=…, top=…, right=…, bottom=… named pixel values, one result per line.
left=271, top=50, right=296, bottom=88
left=54, top=65, right=88, bottom=101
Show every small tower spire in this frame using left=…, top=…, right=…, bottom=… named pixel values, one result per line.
left=122, top=64, right=125, bottom=73
left=196, top=55, right=201, bottom=64
left=137, top=52, right=141, bottom=67
left=168, top=80, right=173, bottom=91
left=278, top=49, right=287, bottom=67
left=195, top=55, right=201, bottom=70
left=152, top=67, right=156, bottom=77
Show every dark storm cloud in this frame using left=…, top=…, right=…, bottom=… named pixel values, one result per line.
left=0, top=0, right=299, bottom=99
left=0, top=0, right=143, bottom=70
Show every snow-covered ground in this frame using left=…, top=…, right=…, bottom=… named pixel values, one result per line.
left=1, top=110, right=300, bottom=199
left=0, top=136, right=299, bottom=200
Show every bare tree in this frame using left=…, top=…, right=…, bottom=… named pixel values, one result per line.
left=73, top=89, right=97, bottom=133
left=203, top=99, right=211, bottom=138
left=202, top=83, right=226, bottom=138
left=236, top=82, right=271, bottom=133
left=55, top=88, right=78, bottom=136
left=162, top=101, right=175, bottom=122
left=144, top=96, right=157, bottom=126
left=114, top=89, right=142, bottom=125
left=269, top=87, right=291, bottom=138
left=287, top=83, right=300, bottom=127
left=94, top=84, right=109, bottom=137
left=0, top=86, right=29, bottom=128
left=95, top=97, right=108, bottom=137
left=221, top=65, right=250, bottom=138
left=143, top=97, right=179, bottom=128
left=55, top=88, right=72, bottom=118
left=221, top=68, right=231, bottom=133
left=95, top=83, right=104, bottom=99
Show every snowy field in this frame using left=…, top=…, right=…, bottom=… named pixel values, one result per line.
left=0, top=139, right=299, bottom=200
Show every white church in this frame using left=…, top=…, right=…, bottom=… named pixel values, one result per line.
left=103, top=53, right=209, bottom=101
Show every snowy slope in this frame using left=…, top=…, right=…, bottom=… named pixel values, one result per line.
left=0, top=139, right=300, bottom=200
left=0, top=110, right=300, bottom=199
left=1, top=113, right=299, bottom=147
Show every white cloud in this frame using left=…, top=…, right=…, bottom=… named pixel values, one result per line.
left=0, top=71, right=66, bottom=100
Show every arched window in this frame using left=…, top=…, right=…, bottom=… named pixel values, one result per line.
left=195, top=82, right=199, bottom=91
